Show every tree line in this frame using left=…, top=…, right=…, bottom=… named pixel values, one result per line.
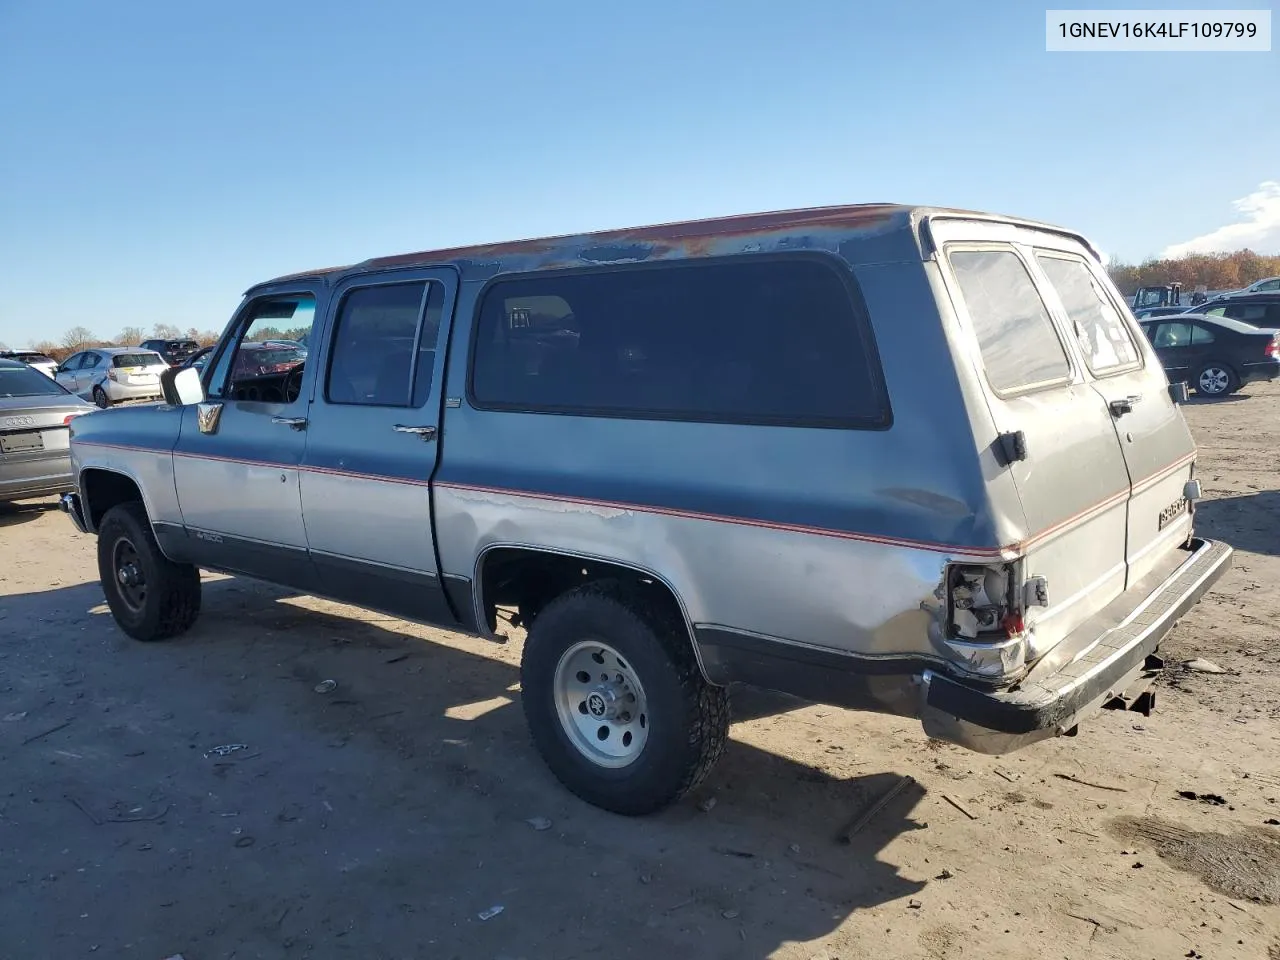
left=1106, top=249, right=1280, bottom=295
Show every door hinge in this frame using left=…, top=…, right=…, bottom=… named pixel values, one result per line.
left=993, top=431, right=1027, bottom=467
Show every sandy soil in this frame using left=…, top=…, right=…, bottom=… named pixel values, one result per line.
left=2, top=384, right=1278, bottom=960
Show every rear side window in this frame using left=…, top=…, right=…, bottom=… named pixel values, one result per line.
left=468, top=257, right=889, bottom=428
left=1153, top=322, right=1192, bottom=347
left=1035, top=254, right=1140, bottom=374
left=1226, top=303, right=1272, bottom=324
left=948, top=250, right=1070, bottom=393
left=326, top=281, right=442, bottom=407
left=1191, top=325, right=1215, bottom=345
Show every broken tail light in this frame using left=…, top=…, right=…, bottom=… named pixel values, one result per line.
left=947, top=563, right=1021, bottom=642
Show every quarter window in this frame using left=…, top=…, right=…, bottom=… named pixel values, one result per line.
left=948, top=249, right=1070, bottom=393
left=1035, top=254, right=1140, bottom=374
left=326, top=282, right=442, bottom=407
left=468, top=257, right=889, bottom=427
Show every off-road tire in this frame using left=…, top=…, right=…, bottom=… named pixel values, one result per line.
left=520, top=580, right=729, bottom=816
left=97, top=501, right=201, bottom=641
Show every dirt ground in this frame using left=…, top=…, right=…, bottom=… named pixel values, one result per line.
left=2, top=386, right=1279, bottom=960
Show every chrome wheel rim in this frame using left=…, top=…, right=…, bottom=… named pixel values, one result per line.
left=1199, top=367, right=1229, bottom=394
left=553, top=640, right=649, bottom=768
left=112, top=537, right=147, bottom=613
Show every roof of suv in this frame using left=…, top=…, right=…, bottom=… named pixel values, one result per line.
left=257, top=203, right=1093, bottom=290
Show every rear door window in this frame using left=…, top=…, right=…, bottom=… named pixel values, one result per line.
left=1035, top=253, right=1140, bottom=375
left=326, top=281, right=441, bottom=407
left=1190, top=325, right=1216, bottom=345
left=1153, top=322, right=1192, bottom=347
left=947, top=249, right=1070, bottom=394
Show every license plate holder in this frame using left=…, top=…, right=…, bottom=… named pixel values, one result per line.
left=1, top=432, right=44, bottom=454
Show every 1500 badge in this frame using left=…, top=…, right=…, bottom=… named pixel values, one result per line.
left=1158, top=496, right=1189, bottom=530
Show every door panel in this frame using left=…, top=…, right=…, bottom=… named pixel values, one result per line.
left=171, top=290, right=320, bottom=589
left=1033, top=252, right=1196, bottom=589
left=941, top=242, right=1131, bottom=663
left=298, top=270, right=458, bottom=625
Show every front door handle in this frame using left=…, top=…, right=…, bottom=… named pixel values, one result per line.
left=1109, top=395, right=1142, bottom=417
left=271, top=416, right=308, bottom=431
left=393, top=424, right=437, bottom=441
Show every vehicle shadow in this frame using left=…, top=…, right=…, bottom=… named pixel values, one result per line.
left=0, top=497, right=61, bottom=528
left=1195, top=490, right=1280, bottom=557
left=1182, top=393, right=1249, bottom=405
left=1, top=576, right=927, bottom=960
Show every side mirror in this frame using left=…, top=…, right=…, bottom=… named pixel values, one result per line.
left=161, top=366, right=205, bottom=406
left=1168, top=381, right=1189, bottom=404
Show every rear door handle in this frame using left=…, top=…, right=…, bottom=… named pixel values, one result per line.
left=1109, top=395, right=1142, bottom=417
left=271, top=416, right=308, bottom=431
left=393, top=424, right=438, bottom=441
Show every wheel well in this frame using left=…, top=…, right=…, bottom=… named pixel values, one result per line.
left=81, top=469, right=144, bottom=531
left=478, top=547, right=693, bottom=638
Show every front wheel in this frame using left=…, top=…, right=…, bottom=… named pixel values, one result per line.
left=92, top=386, right=111, bottom=409
left=1194, top=363, right=1237, bottom=397
left=97, top=501, right=201, bottom=641
left=520, top=581, right=729, bottom=815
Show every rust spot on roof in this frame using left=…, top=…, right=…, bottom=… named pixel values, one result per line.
left=258, top=204, right=907, bottom=286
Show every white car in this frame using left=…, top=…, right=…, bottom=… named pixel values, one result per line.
left=54, top=347, right=169, bottom=408
left=0, top=350, right=58, bottom=379
left=1225, top=276, right=1280, bottom=297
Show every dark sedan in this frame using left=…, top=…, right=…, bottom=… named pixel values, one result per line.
left=0, top=358, right=95, bottom=502
left=1138, top=314, right=1280, bottom=396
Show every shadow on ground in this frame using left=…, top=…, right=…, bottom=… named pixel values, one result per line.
left=0, top=577, right=927, bottom=959
left=1195, top=490, right=1280, bottom=557
left=0, top=498, right=60, bottom=529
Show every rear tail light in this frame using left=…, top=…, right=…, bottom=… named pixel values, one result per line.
left=948, top=563, right=1021, bottom=641
left=107, top=368, right=119, bottom=381
left=1267, top=336, right=1278, bottom=359
left=62, top=413, right=81, bottom=425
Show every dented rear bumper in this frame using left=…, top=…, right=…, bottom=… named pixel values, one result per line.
left=920, top=537, right=1232, bottom=753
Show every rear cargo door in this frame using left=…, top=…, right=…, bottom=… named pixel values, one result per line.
left=938, top=234, right=1132, bottom=662
left=1031, top=248, right=1196, bottom=588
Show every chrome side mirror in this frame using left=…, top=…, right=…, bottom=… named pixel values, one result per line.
left=162, top=366, right=205, bottom=406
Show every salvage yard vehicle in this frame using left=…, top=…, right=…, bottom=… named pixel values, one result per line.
left=0, top=358, right=93, bottom=501
left=0, top=350, right=58, bottom=379
left=139, top=338, right=201, bottom=368
left=1138, top=313, right=1280, bottom=396
left=59, top=204, right=1232, bottom=815
left=54, top=347, right=169, bottom=408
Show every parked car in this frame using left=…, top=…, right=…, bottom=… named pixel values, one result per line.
left=185, top=346, right=213, bottom=371
left=1138, top=313, right=1280, bottom=396
left=54, top=348, right=169, bottom=408
left=1223, top=276, right=1280, bottom=297
left=139, top=338, right=201, bottom=367
left=1190, top=293, right=1280, bottom=329
left=1132, top=305, right=1189, bottom=320
left=0, top=358, right=93, bottom=501
left=0, top=350, right=58, bottom=379
left=60, top=204, right=1232, bottom=815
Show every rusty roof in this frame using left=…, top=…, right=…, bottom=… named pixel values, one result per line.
left=257, top=203, right=1081, bottom=289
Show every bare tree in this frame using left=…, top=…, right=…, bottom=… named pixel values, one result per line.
left=61, top=326, right=97, bottom=352
left=116, top=325, right=146, bottom=346
left=152, top=323, right=182, bottom=339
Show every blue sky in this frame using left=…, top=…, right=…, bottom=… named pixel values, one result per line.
left=1, top=0, right=1276, bottom=348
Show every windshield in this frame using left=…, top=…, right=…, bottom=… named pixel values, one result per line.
left=113, top=352, right=165, bottom=368
left=0, top=365, right=70, bottom=398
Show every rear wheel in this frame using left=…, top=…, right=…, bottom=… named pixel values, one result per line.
left=1194, top=363, right=1237, bottom=397
left=97, top=501, right=201, bottom=641
left=520, top=581, right=729, bottom=815
left=92, top=386, right=111, bottom=408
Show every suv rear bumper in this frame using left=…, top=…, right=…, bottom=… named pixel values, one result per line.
left=920, top=537, right=1232, bottom=753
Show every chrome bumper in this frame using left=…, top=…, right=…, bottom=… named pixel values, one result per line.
left=920, top=537, right=1233, bottom=753
left=60, top=492, right=89, bottom=533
